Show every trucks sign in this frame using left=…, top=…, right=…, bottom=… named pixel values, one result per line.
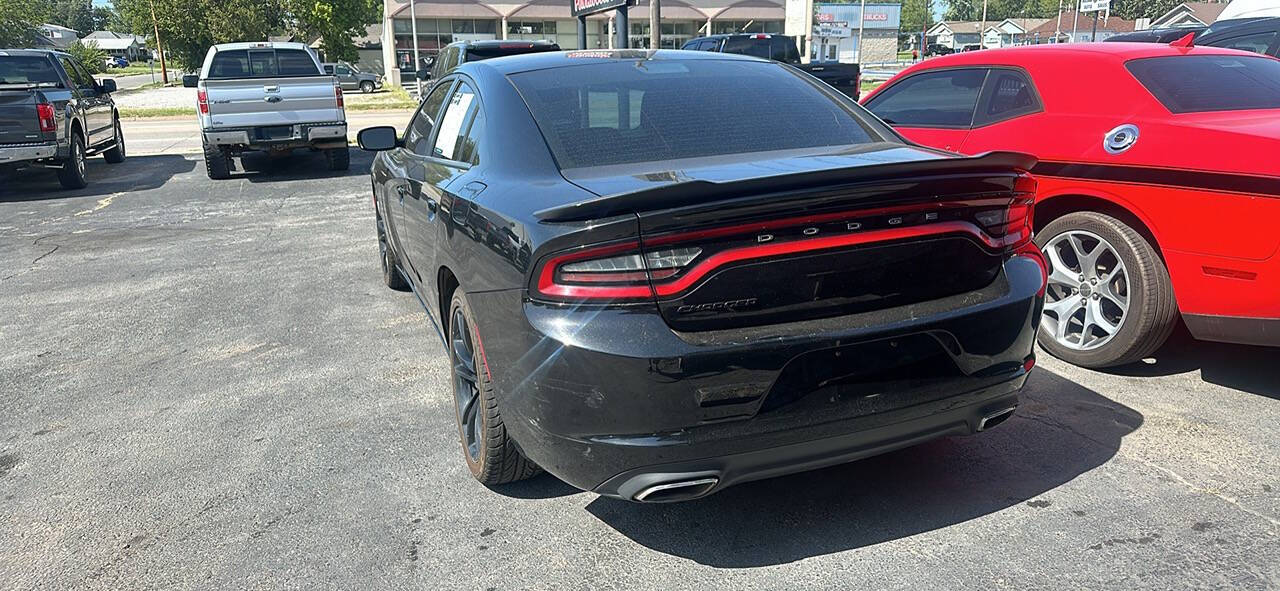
left=571, top=0, right=632, bottom=17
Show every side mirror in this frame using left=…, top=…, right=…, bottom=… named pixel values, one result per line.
left=182, top=74, right=199, bottom=88
left=357, top=126, right=399, bottom=151
left=416, top=68, right=430, bottom=81
left=99, top=78, right=117, bottom=93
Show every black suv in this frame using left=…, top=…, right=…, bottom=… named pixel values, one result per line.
left=1196, top=17, right=1280, bottom=57
left=420, top=40, right=560, bottom=82
left=0, top=49, right=124, bottom=189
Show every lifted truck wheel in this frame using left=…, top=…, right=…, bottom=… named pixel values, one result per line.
left=203, top=140, right=231, bottom=180
left=324, top=147, right=350, bottom=171
left=103, top=118, right=126, bottom=164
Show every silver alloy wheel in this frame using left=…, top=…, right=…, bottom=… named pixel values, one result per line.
left=1040, top=229, right=1131, bottom=351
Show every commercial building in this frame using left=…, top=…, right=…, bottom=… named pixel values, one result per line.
left=380, top=0, right=786, bottom=74
left=812, top=3, right=901, bottom=64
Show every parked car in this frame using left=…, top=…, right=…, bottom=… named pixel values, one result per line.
left=862, top=43, right=1280, bottom=367
left=682, top=34, right=862, bottom=99
left=357, top=50, right=1045, bottom=502
left=1195, top=16, right=1280, bottom=57
left=0, top=49, right=125, bottom=189
left=1105, top=26, right=1207, bottom=43
left=182, top=42, right=347, bottom=179
left=322, top=60, right=382, bottom=93
left=959, top=44, right=982, bottom=52
left=925, top=43, right=955, bottom=56
left=421, top=40, right=560, bottom=82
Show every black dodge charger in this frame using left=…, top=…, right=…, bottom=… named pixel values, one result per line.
left=358, top=50, right=1046, bottom=502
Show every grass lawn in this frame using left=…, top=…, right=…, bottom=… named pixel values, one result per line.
left=119, top=106, right=195, bottom=118
left=344, top=85, right=417, bottom=111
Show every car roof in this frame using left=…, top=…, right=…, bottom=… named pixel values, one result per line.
left=906, top=42, right=1259, bottom=69
left=446, top=39, right=559, bottom=49
left=1200, top=16, right=1280, bottom=40
left=0, top=48, right=67, bottom=57
left=210, top=41, right=312, bottom=52
left=462, top=48, right=764, bottom=75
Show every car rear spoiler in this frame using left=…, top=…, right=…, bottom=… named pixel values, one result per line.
left=535, top=151, right=1038, bottom=223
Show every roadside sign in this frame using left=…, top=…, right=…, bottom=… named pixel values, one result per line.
left=814, top=22, right=852, bottom=37
left=1080, top=0, right=1110, bottom=12
left=571, top=0, right=632, bottom=17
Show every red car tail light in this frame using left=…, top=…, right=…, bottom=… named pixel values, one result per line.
left=335, top=80, right=344, bottom=109
left=36, top=103, right=56, bottom=132
left=534, top=241, right=657, bottom=301
left=197, top=89, right=209, bottom=114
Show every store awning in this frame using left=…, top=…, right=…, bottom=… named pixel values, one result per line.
left=389, top=0, right=501, bottom=19
left=709, top=0, right=785, bottom=21
left=626, top=0, right=708, bottom=21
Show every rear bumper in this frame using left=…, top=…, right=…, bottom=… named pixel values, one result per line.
left=0, top=142, right=58, bottom=165
left=203, top=122, right=347, bottom=149
left=1183, top=314, right=1280, bottom=347
left=470, top=256, right=1044, bottom=498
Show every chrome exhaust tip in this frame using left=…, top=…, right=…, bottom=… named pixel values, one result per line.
left=633, top=477, right=720, bottom=503
left=978, top=406, right=1018, bottom=432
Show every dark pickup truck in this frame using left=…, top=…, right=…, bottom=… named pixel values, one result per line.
left=0, top=49, right=125, bottom=189
left=682, top=33, right=861, bottom=99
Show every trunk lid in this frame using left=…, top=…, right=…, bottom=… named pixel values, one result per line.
left=544, top=147, right=1037, bottom=332
left=0, top=89, right=43, bottom=145
left=202, top=77, right=342, bottom=128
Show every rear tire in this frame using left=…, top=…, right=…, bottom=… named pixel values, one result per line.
left=1036, top=211, right=1178, bottom=368
left=57, top=132, right=87, bottom=189
left=203, top=140, right=231, bottom=180
left=377, top=216, right=409, bottom=291
left=324, top=147, right=350, bottom=171
left=103, top=118, right=126, bottom=163
left=447, top=290, right=540, bottom=486
left=360, top=81, right=374, bottom=94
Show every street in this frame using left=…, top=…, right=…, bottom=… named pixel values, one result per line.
left=1, top=151, right=1276, bottom=590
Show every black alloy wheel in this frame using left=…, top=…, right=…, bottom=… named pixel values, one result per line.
left=446, top=291, right=540, bottom=485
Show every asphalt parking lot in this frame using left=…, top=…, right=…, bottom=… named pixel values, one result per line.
left=1, top=152, right=1277, bottom=590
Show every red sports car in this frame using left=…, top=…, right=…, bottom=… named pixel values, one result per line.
left=862, top=41, right=1280, bottom=368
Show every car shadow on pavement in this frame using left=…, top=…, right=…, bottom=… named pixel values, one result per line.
left=1100, top=325, right=1280, bottom=400
left=235, top=149, right=374, bottom=183
left=0, top=154, right=194, bottom=202
left=583, top=369, right=1142, bottom=567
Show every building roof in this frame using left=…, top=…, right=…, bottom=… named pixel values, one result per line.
left=88, top=37, right=141, bottom=50
left=40, top=23, right=78, bottom=34
left=996, top=17, right=1052, bottom=34
left=85, top=31, right=146, bottom=42
left=387, top=0, right=785, bottom=22
left=1150, top=2, right=1229, bottom=27
left=1025, top=11, right=1138, bottom=36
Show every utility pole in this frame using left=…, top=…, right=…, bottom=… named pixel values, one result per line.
left=650, top=0, right=660, bottom=49
left=616, top=6, right=628, bottom=48
left=979, top=0, right=988, bottom=49
left=1090, top=9, right=1098, bottom=40
left=146, top=0, right=168, bottom=84
left=409, top=0, right=421, bottom=94
left=1072, top=0, right=1080, bottom=42
left=1055, top=0, right=1063, bottom=42
left=856, top=0, right=866, bottom=65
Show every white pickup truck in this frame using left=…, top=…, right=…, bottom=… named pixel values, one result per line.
left=183, top=42, right=347, bottom=179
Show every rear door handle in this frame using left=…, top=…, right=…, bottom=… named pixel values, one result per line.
left=425, top=198, right=438, bottom=213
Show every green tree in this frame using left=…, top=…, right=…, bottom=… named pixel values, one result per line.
left=900, top=0, right=934, bottom=35
left=0, top=0, right=50, bottom=47
left=68, top=39, right=108, bottom=73
left=48, top=0, right=95, bottom=36
left=1110, top=0, right=1182, bottom=20
left=283, top=0, right=379, bottom=62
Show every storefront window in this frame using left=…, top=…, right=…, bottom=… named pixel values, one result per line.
left=712, top=20, right=783, bottom=35
left=509, top=21, right=557, bottom=35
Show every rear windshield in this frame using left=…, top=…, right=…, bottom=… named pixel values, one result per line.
left=207, top=48, right=321, bottom=79
left=509, top=59, right=878, bottom=169
left=722, top=36, right=799, bottom=62
left=1126, top=55, right=1280, bottom=113
left=466, top=43, right=559, bottom=61
left=0, top=55, right=62, bottom=86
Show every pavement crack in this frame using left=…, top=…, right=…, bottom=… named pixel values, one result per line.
left=1134, top=456, right=1280, bottom=529
left=2, top=235, right=62, bottom=282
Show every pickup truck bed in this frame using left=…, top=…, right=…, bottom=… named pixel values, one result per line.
left=681, top=33, right=862, bottom=99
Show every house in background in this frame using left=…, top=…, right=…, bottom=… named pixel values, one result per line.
left=985, top=17, right=1053, bottom=47
left=38, top=24, right=80, bottom=48
left=84, top=31, right=150, bottom=61
left=1024, top=11, right=1138, bottom=42
left=927, top=21, right=983, bottom=49
left=1142, top=1, right=1229, bottom=29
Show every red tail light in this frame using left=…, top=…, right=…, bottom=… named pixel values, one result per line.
left=335, top=80, right=344, bottom=109
left=36, top=103, right=56, bottom=132
left=197, top=89, right=209, bottom=114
